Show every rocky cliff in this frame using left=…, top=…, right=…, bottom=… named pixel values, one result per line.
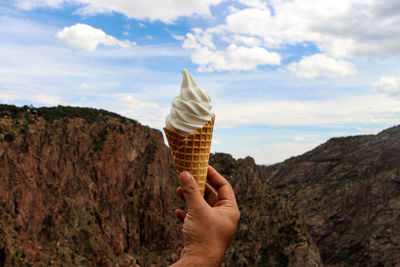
left=265, top=126, right=400, bottom=266
left=0, top=105, right=320, bottom=266
left=210, top=154, right=322, bottom=266
left=0, top=105, right=181, bottom=266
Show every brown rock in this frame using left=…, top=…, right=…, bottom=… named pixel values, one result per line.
left=265, top=125, right=400, bottom=266
left=2, top=105, right=369, bottom=266
left=210, top=153, right=323, bottom=266
left=0, top=105, right=181, bottom=266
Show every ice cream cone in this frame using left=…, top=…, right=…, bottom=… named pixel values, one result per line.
left=164, top=116, right=215, bottom=195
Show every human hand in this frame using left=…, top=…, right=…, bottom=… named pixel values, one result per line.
left=170, top=166, right=240, bottom=267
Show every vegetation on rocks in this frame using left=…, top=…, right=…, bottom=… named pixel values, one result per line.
left=265, top=125, right=400, bottom=266
left=210, top=153, right=322, bottom=266
left=1, top=104, right=399, bottom=266
left=0, top=105, right=180, bottom=266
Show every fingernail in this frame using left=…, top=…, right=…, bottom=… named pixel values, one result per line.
left=179, top=171, right=191, bottom=185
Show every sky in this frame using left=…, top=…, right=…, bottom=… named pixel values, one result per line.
left=1, top=0, right=400, bottom=164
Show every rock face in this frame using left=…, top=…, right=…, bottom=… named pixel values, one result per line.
left=0, top=105, right=181, bottom=266
left=265, top=126, right=400, bottom=266
left=0, top=105, right=321, bottom=266
left=4, top=105, right=398, bottom=266
left=210, top=154, right=323, bottom=267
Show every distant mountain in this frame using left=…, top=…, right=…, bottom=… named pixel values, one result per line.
left=0, top=105, right=320, bottom=266
left=265, top=126, right=400, bottom=266
left=210, top=154, right=322, bottom=266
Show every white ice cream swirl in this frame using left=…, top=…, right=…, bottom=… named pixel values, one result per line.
left=165, top=69, right=213, bottom=136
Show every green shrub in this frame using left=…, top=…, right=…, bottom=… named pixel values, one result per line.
left=4, top=133, right=15, bottom=142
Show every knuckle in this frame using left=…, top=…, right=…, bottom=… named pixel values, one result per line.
left=232, top=207, right=241, bottom=222
left=236, top=210, right=241, bottom=220
left=183, top=183, right=199, bottom=195
left=226, top=183, right=233, bottom=190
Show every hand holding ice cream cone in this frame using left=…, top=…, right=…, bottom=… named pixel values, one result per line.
left=171, top=167, right=240, bottom=266
left=164, top=69, right=215, bottom=195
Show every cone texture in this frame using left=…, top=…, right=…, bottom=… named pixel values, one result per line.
left=164, top=116, right=215, bottom=195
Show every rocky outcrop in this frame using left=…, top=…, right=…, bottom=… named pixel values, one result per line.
left=0, top=105, right=181, bottom=266
left=5, top=105, right=398, bottom=266
left=210, top=153, right=323, bottom=266
left=265, top=126, right=400, bottom=266
left=0, top=105, right=322, bottom=266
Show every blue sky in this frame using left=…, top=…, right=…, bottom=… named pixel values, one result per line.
left=1, top=0, right=400, bottom=164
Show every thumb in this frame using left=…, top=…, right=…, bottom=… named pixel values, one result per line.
left=179, top=171, right=206, bottom=210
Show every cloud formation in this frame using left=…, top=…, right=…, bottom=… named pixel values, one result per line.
left=373, top=76, right=400, bottom=97
left=225, top=0, right=400, bottom=57
left=213, top=94, right=400, bottom=128
left=17, top=0, right=400, bottom=74
left=15, top=0, right=224, bottom=23
left=56, top=23, right=135, bottom=52
left=178, top=0, right=400, bottom=73
left=5, top=1, right=400, bottom=164
left=116, top=94, right=169, bottom=127
left=182, top=28, right=281, bottom=71
left=286, top=54, right=357, bottom=78
left=15, top=0, right=64, bottom=9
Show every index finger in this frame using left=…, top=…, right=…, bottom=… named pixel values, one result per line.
left=207, top=165, right=236, bottom=201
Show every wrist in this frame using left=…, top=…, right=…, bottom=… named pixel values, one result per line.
left=172, top=254, right=222, bottom=267
left=173, top=245, right=225, bottom=267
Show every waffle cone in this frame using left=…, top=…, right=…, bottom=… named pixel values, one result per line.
left=163, top=116, right=215, bottom=195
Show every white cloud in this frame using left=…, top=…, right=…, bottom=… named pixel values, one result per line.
left=172, top=34, right=185, bottom=41
left=0, top=90, right=65, bottom=106
left=224, top=8, right=272, bottom=40
left=183, top=29, right=280, bottom=71
left=228, top=5, right=240, bottom=14
left=0, top=91, right=21, bottom=103
left=223, top=0, right=400, bottom=58
left=192, top=44, right=280, bottom=72
left=264, top=142, right=320, bottom=163
left=373, top=76, right=400, bottom=97
left=218, top=140, right=321, bottom=165
left=192, top=28, right=217, bottom=49
left=231, top=35, right=261, bottom=47
left=237, top=0, right=267, bottom=9
left=356, top=126, right=384, bottom=135
left=15, top=0, right=64, bottom=9
left=33, top=94, right=63, bottom=105
left=223, top=44, right=281, bottom=70
left=56, top=23, right=135, bottom=52
left=286, top=54, right=357, bottom=78
left=176, top=0, right=400, bottom=72
left=0, top=15, right=188, bottom=123
left=14, top=0, right=400, bottom=76
left=15, top=0, right=224, bottom=23
left=116, top=95, right=169, bottom=127
left=212, top=139, right=222, bottom=145
left=213, top=93, right=400, bottom=128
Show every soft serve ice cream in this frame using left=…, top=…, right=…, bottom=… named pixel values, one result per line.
left=164, top=69, right=215, bottom=195
left=165, top=69, right=213, bottom=136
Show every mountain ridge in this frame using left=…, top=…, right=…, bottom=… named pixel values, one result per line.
left=264, top=124, right=400, bottom=266
left=0, top=104, right=182, bottom=266
left=1, top=104, right=399, bottom=266
left=0, top=104, right=321, bottom=266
